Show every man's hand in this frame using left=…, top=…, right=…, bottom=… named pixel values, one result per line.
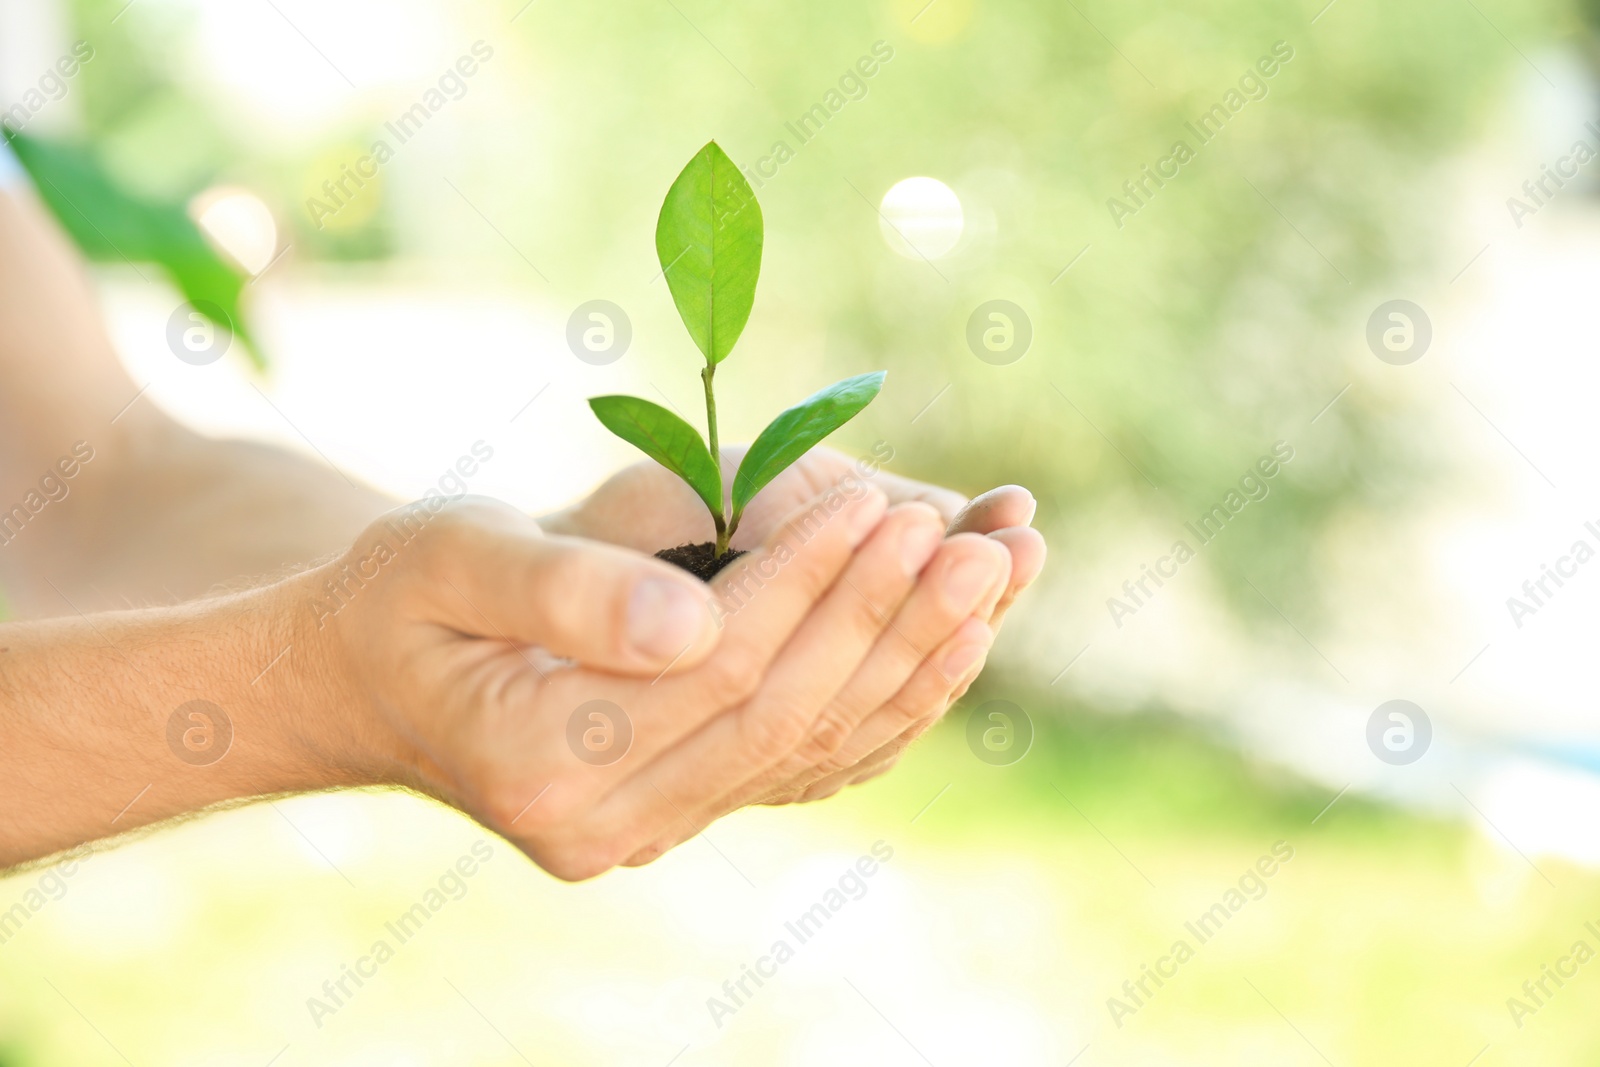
left=304, top=482, right=1015, bottom=880
left=0, top=180, right=1044, bottom=878
left=543, top=443, right=1042, bottom=626
left=540, top=445, right=1045, bottom=864
left=3, top=481, right=995, bottom=877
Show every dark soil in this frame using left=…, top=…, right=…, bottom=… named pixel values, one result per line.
left=656, top=541, right=747, bottom=582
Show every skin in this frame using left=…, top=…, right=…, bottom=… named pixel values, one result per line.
left=540, top=447, right=1045, bottom=864
left=0, top=176, right=1044, bottom=878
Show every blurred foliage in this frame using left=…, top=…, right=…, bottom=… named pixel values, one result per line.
left=8, top=133, right=262, bottom=369
left=4, top=3, right=1591, bottom=1061
left=3, top=694, right=1596, bottom=1062
left=50, top=0, right=1573, bottom=636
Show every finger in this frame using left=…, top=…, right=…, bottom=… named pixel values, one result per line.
left=405, top=498, right=720, bottom=676
left=772, top=706, right=926, bottom=807
left=672, top=483, right=889, bottom=706
left=758, top=615, right=994, bottom=804
left=533, top=482, right=892, bottom=871
left=949, top=485, right=1036, bottom=536
left=872, top=469, right=970, bottom=525
left=602, top=498, right=940, bottom=860
left=984, top=525, right=1047, bottom=626
left=645, top=608, right=993, bottom=856
left=698, top=536, right=1008, bottom=821
left=499, top=483, right=894, bottom=849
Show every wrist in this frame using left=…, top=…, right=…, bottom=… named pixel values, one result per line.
left=0, top=576, right=382, bottom=865
left=259, top=564, right=420, bottom=792
left=155, top=577, right=382, bottom=799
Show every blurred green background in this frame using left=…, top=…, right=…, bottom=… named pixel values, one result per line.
left=5, top=0, right=1599, bottom=1062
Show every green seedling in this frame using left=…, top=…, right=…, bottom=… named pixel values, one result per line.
left=589, top=141, right=885, bottom=562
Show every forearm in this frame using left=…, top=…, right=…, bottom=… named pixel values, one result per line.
left=0, top=185, right=392, bottom=618
left=0, top=571, right=385, bottom=867
left=0, top=421, right=393, bottom=618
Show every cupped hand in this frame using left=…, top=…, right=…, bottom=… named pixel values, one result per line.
left=542, top=444, right=1044, bottom=623
left=539, top=446, right=1045, bottom=866
left=303, top=484, right=1013, bottom=881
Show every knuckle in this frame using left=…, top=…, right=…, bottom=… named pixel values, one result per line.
left=478, top=784, right=534, bottom=834
left=537, top=845, right=616, bottom=883
left=407, top=497, right=525, bottom=575
left=622, top=843, right=667, bottom=867
left=900, top=715, right=939, bottom=744
left=895, top=662, right=959, bottom=723
left=477, top=778, right=540, bottom=833
left=477, top=773, right=582, bottom=837
left=884, top=690, right=932, bottom=731
left=699, top=643, right=765, bottom=705
left=802, top=707, right=855, bottom=759
left=403, top=509, right=471, bottom=577
left=739, top=698, right=814, bottom=763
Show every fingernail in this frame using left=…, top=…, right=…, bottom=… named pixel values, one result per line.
left=941, top=640, right=989, bottom=679
left=899, top=523, right=942, bottom=577
left=627, top=578, right=708, bottom=660
left=847, top=489, right=888, bottom=545
left=942, top=557, right=995, bottom=612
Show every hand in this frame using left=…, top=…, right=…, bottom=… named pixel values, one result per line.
left=542, top=446, right=1045, bottom=866
left=754, top=485, right=1045, bottom=808
left=543, top=442, right=1043, bottom=622
left=305, top=483, right=1004, bottom=881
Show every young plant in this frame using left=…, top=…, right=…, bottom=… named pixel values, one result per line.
left=589, top=141, right=885, bottom=564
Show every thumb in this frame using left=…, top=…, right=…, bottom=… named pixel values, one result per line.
left=409, top=500, right=720, bottom=675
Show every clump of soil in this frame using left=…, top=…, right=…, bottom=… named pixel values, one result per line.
left=656, top=542, right=747, bottom=582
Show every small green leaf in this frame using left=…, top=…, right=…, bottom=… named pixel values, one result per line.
left=731, top=371, right=887, bottom=519
left=655, top=141, right=762, bottom=365
left=589, top=395, right=723, bottom=519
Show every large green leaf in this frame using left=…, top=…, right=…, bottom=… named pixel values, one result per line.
left=654, top=141, right=762, bottom=366
left=731, top=371, right=886, bottom=519
left=8, top=133, right=263, bottom=370
left=589, top=395, right=723, bottom=519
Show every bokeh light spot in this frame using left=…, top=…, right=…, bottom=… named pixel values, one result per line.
left=878, top=176, right=964, bottom=260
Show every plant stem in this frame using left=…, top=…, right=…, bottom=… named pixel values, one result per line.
left=702, top=363, right=730, bottom=556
